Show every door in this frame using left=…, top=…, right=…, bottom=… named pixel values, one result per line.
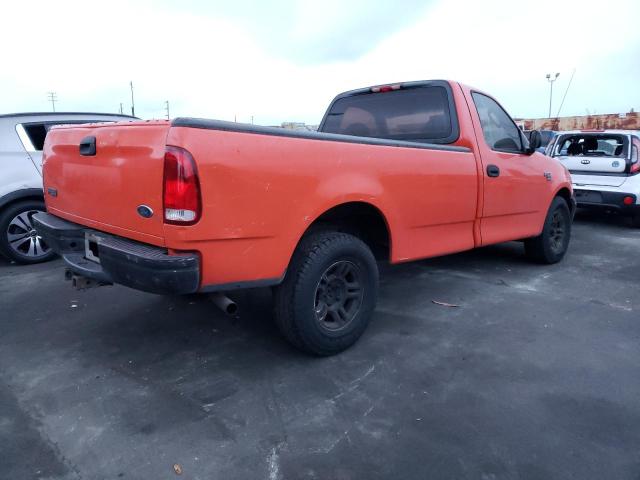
left=469, top=92, right=549, bottom=245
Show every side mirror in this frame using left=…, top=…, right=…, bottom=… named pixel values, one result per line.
left=525, top=130, right=541, bottom=155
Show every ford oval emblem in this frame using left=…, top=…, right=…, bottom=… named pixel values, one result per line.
left=137, top=205, right=154, bottom=218
left=581, top=159, right=590, bottom=165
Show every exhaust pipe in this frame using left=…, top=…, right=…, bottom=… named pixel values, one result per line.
left=210, top=292, right=238, bottom=316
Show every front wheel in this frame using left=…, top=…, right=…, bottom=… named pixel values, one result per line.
left=0, top=200, right=56, bottom=264
left=273, top=231, right=379, bottom=356
left=524, top=197, right=572, bottom=264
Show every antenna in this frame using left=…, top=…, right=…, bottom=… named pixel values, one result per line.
left=47, top=92, right=58, bottom=112
left=556, top=69, right=576, bottom=118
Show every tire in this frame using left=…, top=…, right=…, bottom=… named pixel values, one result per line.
left=631, top=213, right=640, bottom=229
left=273, top=231, right=379, bottom=356
left=0, top=200, right=56, bottom=264
left=524, top=197, right=571, bottom=264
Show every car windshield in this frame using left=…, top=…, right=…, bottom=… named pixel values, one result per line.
left=553, top=134, right=628, bottom=157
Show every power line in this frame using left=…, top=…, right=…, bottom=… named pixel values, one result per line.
left=47, top=91, right=57, bottom=112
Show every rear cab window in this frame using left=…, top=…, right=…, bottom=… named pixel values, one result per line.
left=320, top=82, right=459, bottom=144
left=551, top=134, right=628, bottom=158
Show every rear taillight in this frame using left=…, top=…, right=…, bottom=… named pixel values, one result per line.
left=163, top=146, right=201, bottom=225
left=631, top=145, right=639, bottom=174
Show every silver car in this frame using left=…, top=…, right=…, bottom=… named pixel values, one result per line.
left=0, top=112, right=136, bottom=263
left=546, top=130, right=640, bottom=227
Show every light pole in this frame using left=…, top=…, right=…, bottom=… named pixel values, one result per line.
left=546, top=72, right=560, bottom=118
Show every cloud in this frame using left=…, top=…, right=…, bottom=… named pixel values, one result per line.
left=153, top=0, right=433, bottom=63
left=0, top=0, right=638, bottom=124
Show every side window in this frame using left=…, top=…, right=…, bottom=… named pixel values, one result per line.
left=17, top=123, right=48, bottom=151
left=472, top=93, right=523, bottom=153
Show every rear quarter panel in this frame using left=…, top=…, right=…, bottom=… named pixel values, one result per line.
left=165, top=126, right=480, bottom=287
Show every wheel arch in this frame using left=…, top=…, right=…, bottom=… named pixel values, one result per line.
left=0, top=188, right=45, bottom=212
left=554, top=186, right=575, bottom=215
left=293, top=201, right=393, bottom=263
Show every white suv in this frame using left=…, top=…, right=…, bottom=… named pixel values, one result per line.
left=0, top=112, right=135, bottom=263
left=546, top=130, right=640, bottom=227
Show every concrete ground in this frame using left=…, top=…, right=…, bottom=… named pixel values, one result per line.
left=1, top=210, right=639, bottom=480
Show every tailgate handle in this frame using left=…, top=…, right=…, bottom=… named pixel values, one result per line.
left=79, top=136, right=97, bottom=156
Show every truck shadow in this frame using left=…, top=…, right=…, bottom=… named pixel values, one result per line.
left=83, top=240, right=530, bottom=373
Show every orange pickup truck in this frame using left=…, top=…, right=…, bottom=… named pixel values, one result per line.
left=34, top=80, right=575, bottom=355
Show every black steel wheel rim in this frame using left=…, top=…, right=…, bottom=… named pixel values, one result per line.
left=314, top=260, right=364, bottom=331
left=6, top=210, right=51, bottom=259
left=549, top=210, right=565, bottom=254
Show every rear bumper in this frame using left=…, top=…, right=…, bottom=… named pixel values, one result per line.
left=574, top=189, right=639, bottom=215
left=33, top=212, right=200, bottom=294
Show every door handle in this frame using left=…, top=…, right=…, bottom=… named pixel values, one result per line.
left=79, top=136, right=97, bottom=156
left=486, top=164, right=500, bottom=177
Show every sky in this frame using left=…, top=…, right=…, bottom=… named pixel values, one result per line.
left=1, top=0, right=639, bottom=125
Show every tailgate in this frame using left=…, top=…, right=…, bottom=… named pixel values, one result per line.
left=42, top=121, right=170, bottom=245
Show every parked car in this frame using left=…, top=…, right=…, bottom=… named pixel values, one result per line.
left=524, top=129, right=556, bottom=153
left=546, top=129, right=640, bottom=227
left=0, top=112, right=136, bottom=263
left=34, top=80, right=574, bottom=355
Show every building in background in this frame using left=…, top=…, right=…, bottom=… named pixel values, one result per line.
left=515, top=109, right=639, bottom=131
left=277, top=122, right=319, bottom=131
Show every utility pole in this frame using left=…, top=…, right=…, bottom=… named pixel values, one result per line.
left=130, top=81, right=135, bottom=117
left=119, top=103, right=124, bottom=115
left=251, top=115, right=254, bottom=125
left=47, top=92, right=57, bottom=112
left=164, top=101, right=170, bottom=120
left=545, top=72, right=560, bottom=118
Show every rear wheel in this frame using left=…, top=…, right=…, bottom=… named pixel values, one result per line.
left=631, top=213, right=640, bottom=229
left=274, top=231, right=378, bottom=356
left=0, top=200, right=56, bottom=264
left=524, top=197, right=571, bottom=264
